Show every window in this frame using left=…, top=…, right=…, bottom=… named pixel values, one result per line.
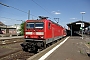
left=26, top=23, right=34, bottom=28
left=26, top=22, right=44, bottom=28
left=48, top=22, right=51, bottom=29
left=35, top=23, right=44, bottom=28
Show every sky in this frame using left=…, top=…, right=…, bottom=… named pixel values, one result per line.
left=0, top=0, right=90, bottom=28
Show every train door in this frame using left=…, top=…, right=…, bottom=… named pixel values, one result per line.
left=52, top=27, right=54, bottom=41
left=61, top=28, right=63, bottom=37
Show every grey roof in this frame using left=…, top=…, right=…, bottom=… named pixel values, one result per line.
left=67, top=20, right=90, bottom=31
left=0, top=21, right=5, bottom=26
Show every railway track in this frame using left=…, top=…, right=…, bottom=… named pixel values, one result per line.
left=0, top=50, right=34, bottom=60
left=0, top=42, right=35, bottom=60
left=0, top=36, right=35, bottom=60
left=0, top=37, right=24, bottom=45
left=0, top=36, right=67, bottom=60
left=0, top=40, right=23, bottom=46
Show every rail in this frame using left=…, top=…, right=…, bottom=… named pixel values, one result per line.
left=0, top=34, right=21, bottom=37
left=0, top=36, right=24, bottom=40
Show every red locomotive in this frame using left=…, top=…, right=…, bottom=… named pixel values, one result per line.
left=21, top=16, right=67, bottom=52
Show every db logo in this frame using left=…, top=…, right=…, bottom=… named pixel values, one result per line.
left=32, top=32, right=36, bottom=35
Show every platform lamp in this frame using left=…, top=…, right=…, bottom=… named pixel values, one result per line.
left=80, top=12, right=86, bottom=39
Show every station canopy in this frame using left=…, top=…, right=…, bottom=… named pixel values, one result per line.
left=67, top=20, right=90, bottom=31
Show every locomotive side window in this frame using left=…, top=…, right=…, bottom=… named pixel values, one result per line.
left=48, top=22, right=51, bottom=29
left=35, top=23, right=44, bottom=28
left=26, top=23, right=34, bottom=28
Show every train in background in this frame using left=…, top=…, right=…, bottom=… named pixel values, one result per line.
left=21, top=16, right=67, bottom=52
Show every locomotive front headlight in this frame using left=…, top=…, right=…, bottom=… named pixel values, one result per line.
left=41, top=36, right=44, bottom=38
left=36, top=32, right=44, bottom=35
left=26, top=32, right=32, bottom=35
left=26, top=36, right=28, bottom=38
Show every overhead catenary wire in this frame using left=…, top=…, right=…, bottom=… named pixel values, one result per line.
left=31, top=0, right=61, bottom=24
left=0, top=16, right=23, bottom=21
left=0, top=2, right=38, bottom=18
left=0, top=1, right=58, bottom=21
left=31, top=0, right=54, bottom=19
left=32, top=0, right=61, bottom=24
left=31, top=0, right=50, bottom=14
left=0, top=2, right=27, bottom=14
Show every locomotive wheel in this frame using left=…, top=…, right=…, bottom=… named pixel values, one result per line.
left=43, top=42, right=46, bottom=49
left=44, top=44, right=46, bottom=49
left=22, top=48, right=28, bottom=52
left=34, top=48, right=38, bottom=53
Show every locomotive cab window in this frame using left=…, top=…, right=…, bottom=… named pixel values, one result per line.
left=35, top=22, right=44, bottom=28
left=26, top=22, right=44, bottom=28
left=26, top=23, right=34, bottom=28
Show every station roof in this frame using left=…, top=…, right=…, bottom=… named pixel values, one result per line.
left=0, top=21, right=5, bottom=26
left=0, top=21, right=6, bottom=28
left=0, top=26, right=16, bottom=29
left=67, top=20, right=90, bottom=31
left=0, top=21, right=16, bottom=29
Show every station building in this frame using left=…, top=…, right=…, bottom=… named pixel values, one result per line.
left=67, top=20, right=90, bottom=36
left=0, top=21, right=20, bottom=37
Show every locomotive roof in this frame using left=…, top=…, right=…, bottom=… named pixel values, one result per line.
left=26, top=19, right=46, bottom=22
left=67, top=20, right=90, bottom=31
left=49, top=20, right=63, bottom=27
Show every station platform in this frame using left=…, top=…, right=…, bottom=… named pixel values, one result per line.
left=27, top=35, right=90, bottom=60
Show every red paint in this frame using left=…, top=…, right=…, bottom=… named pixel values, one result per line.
left=24, top=19, right=67, bottom=40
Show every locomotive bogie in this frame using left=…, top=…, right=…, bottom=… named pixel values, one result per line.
left=21, top=39, right=46, bottom=52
